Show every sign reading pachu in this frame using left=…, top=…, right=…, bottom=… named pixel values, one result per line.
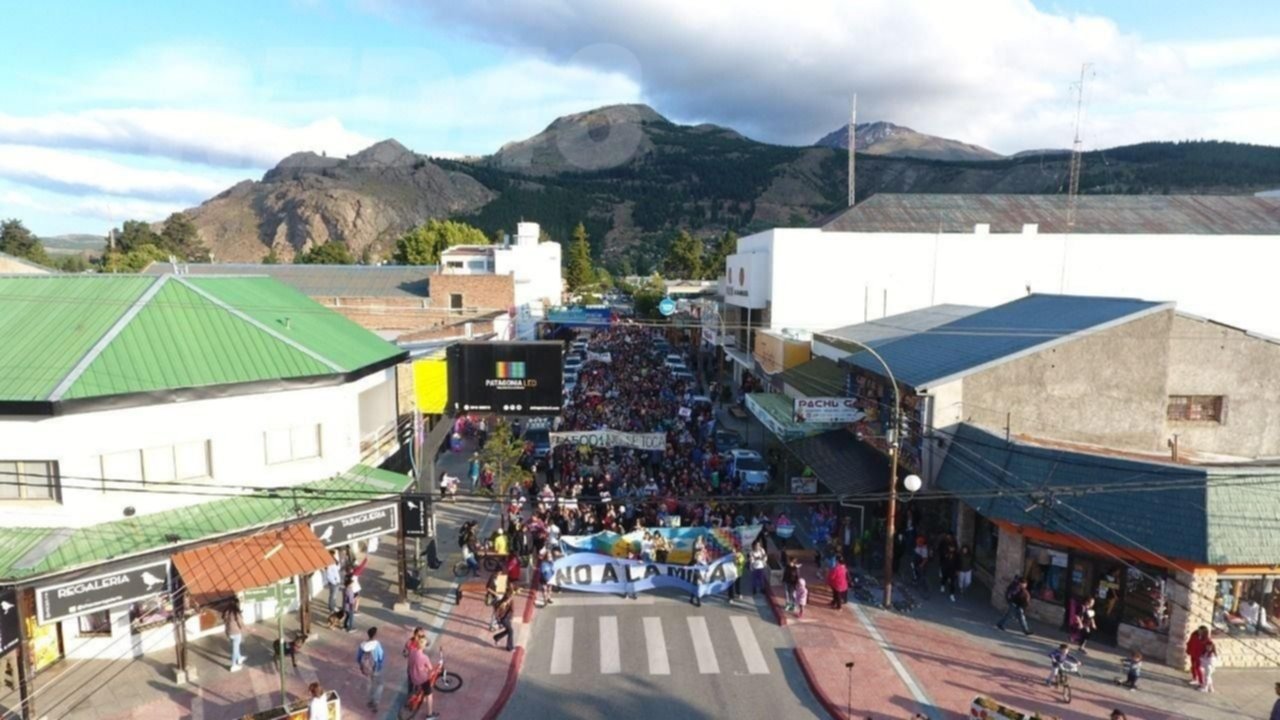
left=549, top=552, right=738, bottom=597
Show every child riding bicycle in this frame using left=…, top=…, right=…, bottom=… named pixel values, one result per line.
left=1046, top=643, right=1080, bottom=686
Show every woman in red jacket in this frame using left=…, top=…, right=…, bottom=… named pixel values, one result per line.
left=1186, top=625, right=1208, bottom=687
left=827, top=561, right=849, bottom=610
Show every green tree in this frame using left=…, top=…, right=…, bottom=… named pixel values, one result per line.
left=295, top=240, right=355, bottom=265
left=159, top=212, right=207, bottom=261
left=393, top=219, right=488, bottom=265
left=53, top=254, right=89, bottom=273
left=477, top=422, right=532, bottom=516
left=112, top=220, right=161, bottom=254
left=663, top=229, right=702, bottom=280
left=262, top=248, right=281, bottom=264
left=0, top=219, right=50, bottom=266
left=564, top=222, right=595, bottom=291
left=102, top=244, right=168, bottom=273
left=706, top=230, right=737, bottom=280
left=632, top=273, right=668, bottom=319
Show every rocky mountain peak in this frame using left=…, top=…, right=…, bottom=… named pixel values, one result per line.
left=347, top=139, right=417, bottom=167
left=815, top=121, right=1002, bottom=162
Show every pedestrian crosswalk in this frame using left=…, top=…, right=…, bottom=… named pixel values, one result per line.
left=544, top=613, right=774, bottom=677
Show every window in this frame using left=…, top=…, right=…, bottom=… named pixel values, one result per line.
left=1120, top=566, right=1171, bottom=634
left=129, top=596, right=173, bottom=633
left=449, top=293, right=464, bottom=310
left=264, top=425, right=322, bottom=464
left=106, top=442, right=210, bottom=485
left=1167, top=395, right=1225, bottom=422
left=1213, top=575, right=1279, bottom=637
left=0, top=460, right=58, bottom=500
left=78, top=609, right=112, bottom=636
left=1023, top=544, right=1068, bottom=604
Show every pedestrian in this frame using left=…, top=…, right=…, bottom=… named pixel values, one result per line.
left=1117, top=649, right=1142, bottom=691
left=485, top=571, right=504, bottom=631
left=307, top=682, right=327, bottom=720
left=690, top=545, right=708, bottom=607
left=1109, top=711, right=1128, bottom=720
left=729, top=546, right=746, bottom=602
left=342, top=576, right=357, bottom=632
left=956, top=545, right=974, bottom=595
left=406, top=636, right=439, bottom=720
left=827, top=559, right=849, bottom=610
left=996, top=577, right=1033, bottom=635
left=939, top=542, right=958, bottom=601
left=324, top=553, right=342, bottom=613
left=222, top=599, right=245, bottom=671
left=1269, top=681, right=1280, bottom=720
left=493, top=526, right=509, bottom=556
left=1186, top=625, right=1208, bottom=687
left=1074, top=597, right=1098, bottom=654
left=463, top=541, right=480, bottom=577
left=506, top=552, right=523, bottom=587
left=783, top=556, right=800, bottom=612
left=1199, top=639, right=1217, bottom=692
left=750, top=541, right=768, bottom=594
left=492, top=588, right=516, bottom=651
left=403, top=627, right=426, bottom=658
left=539, top=551, right=556, bottom=606
left=468, top=452, right=481, bottom=489
left=794, top=578, right=809, bottom=619
left=356, top=626, right=385, bottom=712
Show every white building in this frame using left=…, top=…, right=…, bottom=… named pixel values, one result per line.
left=439, top=221, right=562, bottom=339
left=0, top=274, right=410, bottom=674
left=721, top=194, right=1280, bottom=383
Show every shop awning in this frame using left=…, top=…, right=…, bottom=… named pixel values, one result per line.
left=787, top=429, right=890, bottom=496
left=173, top=523, right=333, bottom=608
left=745, top=392, right=841, bottom=442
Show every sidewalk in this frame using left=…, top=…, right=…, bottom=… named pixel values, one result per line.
left=3, top=438, right=528, bottom=720
left=774, top=552, right=1276, bottom=719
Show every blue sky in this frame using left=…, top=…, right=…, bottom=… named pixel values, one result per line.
left=2, top=0, right=1277, bottom=237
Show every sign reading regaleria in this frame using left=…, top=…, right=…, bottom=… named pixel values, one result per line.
left=36, top=559, right=171, bottom=625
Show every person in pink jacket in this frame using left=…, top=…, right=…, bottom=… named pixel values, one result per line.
left=407, top=642, right=438, bottom=719
left=827, top=561, right=849, bottom=610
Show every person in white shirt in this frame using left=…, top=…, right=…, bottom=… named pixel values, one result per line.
left=750, top=541, right=768, bottom=595
left=307, top=682, right=327, bottom=719
left=324, top=556, right=342, bottom=614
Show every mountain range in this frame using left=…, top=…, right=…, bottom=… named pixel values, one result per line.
left=180, top=104, right=1280, bottom=269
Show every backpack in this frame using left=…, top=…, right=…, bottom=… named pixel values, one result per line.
left=358, top=647, right=376, bottom=676
left=1005, top=582, right=1022, bottom=603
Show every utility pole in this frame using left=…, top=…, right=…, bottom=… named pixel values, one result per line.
left=1063, top=63, right=1091, bottom=292
left=848, top=95, right=857, bottom=208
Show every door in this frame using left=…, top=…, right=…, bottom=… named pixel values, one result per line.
left=1090, top=562, right=1125, bottom=643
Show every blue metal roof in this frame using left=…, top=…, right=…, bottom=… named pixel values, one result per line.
left=845, top=294, right=1168, bottom=389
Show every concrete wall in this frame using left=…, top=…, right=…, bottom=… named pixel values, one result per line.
left=1164, top=313, right=1280, bottom=458
left=0, top=369, right=394, bottom=528
left=960, top=310, right=1174, bottom=452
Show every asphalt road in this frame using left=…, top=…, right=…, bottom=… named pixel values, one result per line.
left=503, top=588, right=826, bottom=720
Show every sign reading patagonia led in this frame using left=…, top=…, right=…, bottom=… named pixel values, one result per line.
left=36, top=559, right=171, bottom=625
left=550, top=552, right=738, bottom=597
left=548, top=429, right=667, bottom=451
left=311, top=503, right=398, bottom=548
left=793, top=397, right=864, bottom=424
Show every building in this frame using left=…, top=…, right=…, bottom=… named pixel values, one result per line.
left=0, top=273, right=412, bottom=693
left=721, top=194, right=1280, bottom=386
left=814, top=293, right=1280, bottom=669
left=0, top=252, right=51, bottom=274
left=439, top=221, right=562, bottom=340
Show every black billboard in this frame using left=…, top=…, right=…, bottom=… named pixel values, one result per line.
left=311, top=503, right=398, bottom=548
left=447, top=342, right=563, bottom=416
left=36, top=559, right=170, bottom=625
left=0, top=587, right=18, bottom=657
left=401, top=494, right=431, bottom=538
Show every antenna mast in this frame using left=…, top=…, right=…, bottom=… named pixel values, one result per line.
left=1066, top=63, right=1090, bottom=230
left=847, top=95, right=857, bottom=207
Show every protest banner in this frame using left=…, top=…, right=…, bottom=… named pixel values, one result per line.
left=548, top=429, right=667, bottom=451
left=586, top=350, right=613, bottom=364
left=548, top=552, right=738, bottom=597
left=559, top=525, right=763, bottom=564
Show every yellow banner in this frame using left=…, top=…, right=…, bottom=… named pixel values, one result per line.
left=412, top=357, right=448, bottom=414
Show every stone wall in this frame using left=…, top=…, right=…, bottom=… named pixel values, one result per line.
left=1165, top=568, right=1216, bottom=668
left=991, top=526, right=1025, bottom=610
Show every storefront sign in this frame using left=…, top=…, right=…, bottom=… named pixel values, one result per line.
left=0, top=587, right=18, bottom=657
left=793, top=397, right=864, bottom=424
left=548, top=429, right=667, bottom=451
left=789, top=476, right=819, bottom=495
left=311, top=503, right=398, bottom=548
left=401, top=493, right=430, bottom=538
left=36, top=559, right=171, bottom=625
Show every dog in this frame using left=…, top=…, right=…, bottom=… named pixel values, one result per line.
left=272, top=633, right=308, bottom=670
left=325, top=610, right=346, bottom=630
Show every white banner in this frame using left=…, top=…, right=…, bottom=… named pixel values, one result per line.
left=550, top=553, right=738, bottom=597
left=793, top=397, right=864, bottom=424
left=549, top=429, right=667, bottom=451
left=586, top=351, right=613, bottom=364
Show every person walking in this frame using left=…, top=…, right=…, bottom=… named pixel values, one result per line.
left=406, top=636, right=439, bottom=720
left=956, top=545, right=974, bottom=596
left=468, top=452, right=481, bottom=489
left=827, top=560, right=849, bottom=610
left=356, top=627, right=386, bottom=712
left=729, top=546, right=746, bottom=603
left=307, top=682, right=327, bottom=720
left=939, top=542, right=959, bottom=601
left=1269, top=681, right=1280, bottom=720
left=1199, top=639, right=1217, bottom=693
left=492, top=588, right=516, bottom=651
left=750, top=541, right=768, bottom=595
left=1186, top=625, right=1208, bottom=687
left=996, top=577, right=1033, bottom=635
left=223, top=599, right=245, bottom=671
left=794, top=578, right=809, bottom=619
left=690, top=545, right=708, bottom=607
left=782, top=556, right=800, bottom=612
left=324, top=554, right=342, bottom=614
left=539, top=551, right=556, bottom=606
left=342, top=576, right=357, bottom=632
left=1074, top=597, right=1098, bottom=654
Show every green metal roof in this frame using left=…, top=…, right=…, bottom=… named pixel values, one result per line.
left=780, top=356, right=846, bottom=398
left=0, top=464, right=412, bottom=582
left=0, top=274, right=404, bottom=406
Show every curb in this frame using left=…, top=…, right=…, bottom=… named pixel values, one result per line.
left=480, top=646, right=525, bottom=720
left=521, top=586, right=536, bottom=624
left=764, top=583, right=787, bottom=626
left=794, top=647, right=847, bottom=720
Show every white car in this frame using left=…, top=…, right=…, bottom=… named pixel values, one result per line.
left=723, top=449, right=763, bottom=463
left=564, top=357, right=584, bottom=372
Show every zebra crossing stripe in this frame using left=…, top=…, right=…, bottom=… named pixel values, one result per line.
left=551, top=617, right=574, bottom=675
left=600, top=616, right=621, bottom=674
left=686, top=616, right=720, bottom=674
left=643, top=617, right=671, bottom=675
left=730, top=615, right=770, bottom=674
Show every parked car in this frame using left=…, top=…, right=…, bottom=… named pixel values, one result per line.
left=713, top=428, right=742, bottom=452
left=732, top=457, right=770, bottom=490
left=564, top=356, right=584, bottom=372
left=523, top=427, right=551, bottom=461
left=722, top=448, right=762, bottom=464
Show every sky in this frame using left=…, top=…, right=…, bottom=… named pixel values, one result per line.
left=2, top=0, right=1277, bottom=237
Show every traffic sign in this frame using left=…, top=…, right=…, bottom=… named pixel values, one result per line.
left=242, top=579, right=298, bottom=605
left=658, top=297, right=676, bottom=317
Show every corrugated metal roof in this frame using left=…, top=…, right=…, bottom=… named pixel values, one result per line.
left=845, top=294, right=1168, bottom=389
left=822, top=194, right=1280, bottom=235
left=0, top=464, right=411, bottom=582
left=1204, top=468, right=1280, bottom=565
left=0, top=275, right=403, bottom=404
left=788, top=429, right=889, bottom=496
left=781, top=356, right=846, bottom=398
left=142, top=263, right=432, bottom=298
left=816, top=304, right=985, bottom=352
left=937, top=424, right=1211, bottom=563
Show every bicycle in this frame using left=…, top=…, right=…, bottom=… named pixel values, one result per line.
left=451, top=551, right=505, bottom=578
left=399, top=648, right=464, bottom=719
left=1052, top=656, right=1081, bottom=703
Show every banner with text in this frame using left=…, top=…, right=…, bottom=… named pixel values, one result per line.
left=586, top=351, right=613, bottom=364
left=793, top=397, right=864, bottom=424
left=549, top=552, right=738, bottom=597
left=548, top=429, right=667, bottom=451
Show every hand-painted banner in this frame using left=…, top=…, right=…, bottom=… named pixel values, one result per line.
left=548, top=429, right=667, bottom=451
left=560, top=525, right=763, bottom=565
left=550, top=552, right=738, bottom=597
left=586, top=351, right=613, bottom=364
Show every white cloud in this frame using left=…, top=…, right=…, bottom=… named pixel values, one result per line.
left=420, top=0, right=1280, bottom=153
left=0, top=145, right=229, bottom=201
left=0, top=109, right=375, bottom=168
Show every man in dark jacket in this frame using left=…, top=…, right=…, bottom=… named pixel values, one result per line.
left=996, top=577, right=1033, bottom=635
